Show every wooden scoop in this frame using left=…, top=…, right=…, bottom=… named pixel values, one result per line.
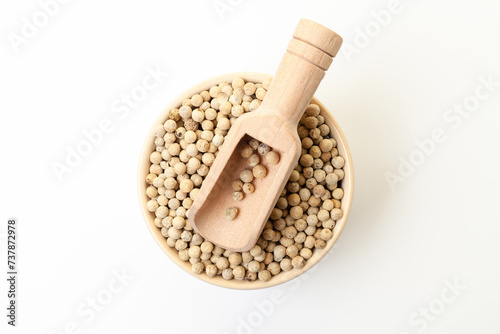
left=188, top=19, right=343, bottom=252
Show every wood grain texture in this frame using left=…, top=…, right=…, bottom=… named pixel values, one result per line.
left=293, top=18, right=343, bottom=57
left=138, top=73, right=354, bottom=290
left=188, top=20, right=343, bottom=252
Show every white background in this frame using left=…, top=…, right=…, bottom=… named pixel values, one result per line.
left=1, top=0, right=500, bottom=333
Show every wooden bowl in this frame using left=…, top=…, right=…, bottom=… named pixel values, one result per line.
left=138, top=72, right=354, bottom=290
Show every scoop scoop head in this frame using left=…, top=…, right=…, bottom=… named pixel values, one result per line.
left=188, top=108, right=300, bottom=251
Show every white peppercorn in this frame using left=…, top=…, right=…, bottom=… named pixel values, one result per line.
left=249, top=99, right=261, bottom=111
left=229, top=253, right=242, bottom=267
left=233, top=191, right=244, bottom=201
left=280, top=237, right=294, bottom=247
left=273, top=206, right=286, bottom=219
left=243, top=83, right=256, bottom=95
left=286, top=245, right=299, bottom=258
left=254, top=252, right=266, bottom=262
left=175, top=239, right=187, bottom=251
left=188, top=246, right=201, bottom=258
left=172, top=216, right=185, bottom=229
left=209, top=86, right=221, bottom=98
left=240, top=144, right=253, bottom=158
left=225, top=207, right=239, bottom=220
left=331, top=208, right=343, bottom=220
left=233, top=266, right=245, bottom=280
left=242, top=251, right=253, bottom=263
left=191, top=262, right=204, bottom=274
left=268, top=262, right=281, bottom=276
left=280, top=258, right=292, bottom=271
left=283, top=226, right=298, bottom=239
left=231, top=104, right=244, bottom=117
left=146, top=186, right=158, bottom=198
left=246, top=139, right=258, bottom=150
left=332, top=156, right=345, bottom=168
left=179, top=179, right=194, bottom=193
left=252, top=165, right=267, bottom=178
left=248, top=154, right=260, bottom=167
left=178, top=249, right=189, bottom=261
left=314, top=239, right=326, bottom=249
left=216, top=257, right=230, bottom=270
left=191, top=94, right=203, bottom=108
left=258, top=270, right=272, bottom=282
left=206, top=264, right=217, bottom=277
left=200, top=252, right=211, bottom=261
left=240, top=169, right=254, bottom=183
left=257, top=143, right=270, bottom=155
left=294, top=232, right=307, bottom=244
left=320, top=228, right=333, bottom=241
left=155, top=206, right=168, bottom=219
left=262, top=229, right=275, bottom=241
left=290, top=206, right=303, bottom=219
left=242, top=183, right=255, bottom=194
left=255, top=87, right=266, bottom=100
left=274, top=245, right=286, bottom=261
left=334, top=168, right=344, bottom=181
left=200, top=241, right=214, bottom=253
left=217, top=117, right=231, bottom=130
left=222, top=268, right=234, bottom=280
left=291, top=256, right=305, bottom=269
left=332, top=188, right=344, bottom=200
left=248, top=261, right=260, bottom=273
left=231, top=180, right=243, bottom=191
left=150, top=151, right=162, bottom=164
left=245, top=271, right=257, bottom=282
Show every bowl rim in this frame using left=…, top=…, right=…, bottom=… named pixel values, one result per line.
left=138, top=72, right=354, bottom=290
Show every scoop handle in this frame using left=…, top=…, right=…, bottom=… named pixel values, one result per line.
left=261, top=19, right=342, bottom=125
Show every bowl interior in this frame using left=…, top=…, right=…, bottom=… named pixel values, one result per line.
left=138, top=72, right=354, bottom=289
